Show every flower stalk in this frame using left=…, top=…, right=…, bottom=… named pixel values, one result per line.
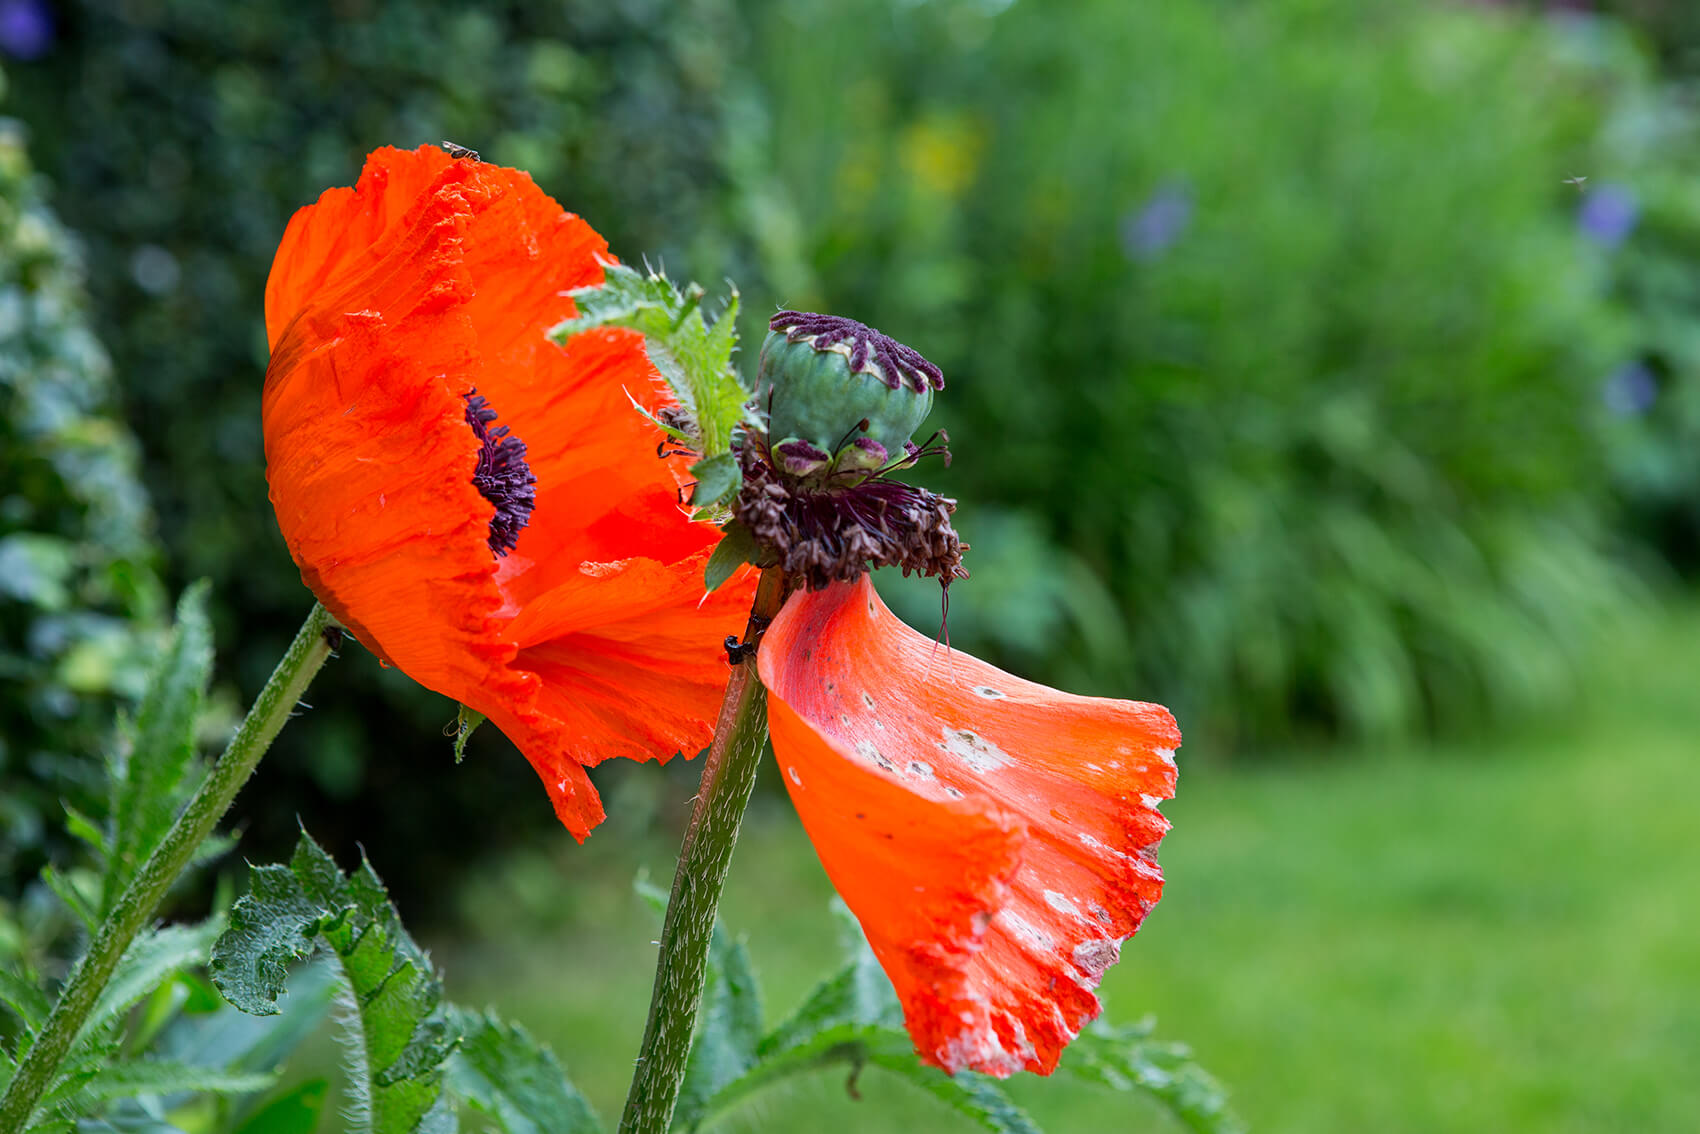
left=619, top=568, right=787, bottom=1134
left=0, top=603, right=338, bottom=1132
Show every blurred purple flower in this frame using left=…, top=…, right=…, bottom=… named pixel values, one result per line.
left=1578, top=183, right=1638, bottom=249
left=1122, top=180, right=1193, bottom=262
left=0, top=0, right=52, bottom=60
left=1602, top=361, right=1657, bottom=417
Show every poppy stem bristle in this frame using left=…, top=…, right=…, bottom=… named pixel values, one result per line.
left=619, top=568, right=787, bottom=1134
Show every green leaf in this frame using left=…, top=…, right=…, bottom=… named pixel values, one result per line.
left=1056, top=1019, right=1244, bottom=1134
left=210, top=831, right=462, bottom=1134
left=682, top=898, right=1043, bottom=1133
left=673, top=923, right=762, bottom=1132
left=451, top=706, right=484, bottom=764
left=103, top=583, right=215, bottom=913
left=234, top=1078, right=329, bottom=1134
left=548, top=264, right=751, bottom=461
left=760, top=899, right=901, bottom=1058
left=0, top=964, right=50, bottom=1030
left=208, top=862, right=334, bottom=1018
left=703, top=521, right=759, bottom=595
left=444, top=1006, right=600, bottom=1134
left=82, top=921, right=222, bottom=1043
left=51, top=1058, right=275, bottom=1104
left=687, top=453, right=741, bottom=510
left=860, top=1037, right=1042, bottom=1134
left=40, top=866, right=100, bottom=932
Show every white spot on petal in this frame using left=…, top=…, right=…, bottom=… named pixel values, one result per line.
left=939, top=728, right=1013, bottom=773
left=971, top=685, right=1006, bottom=700
left=787, top=766, right=802, bottom=786
left=1043, top=890, right=1083, bottom=919
left=1072, top=938, right=1121, bottom=978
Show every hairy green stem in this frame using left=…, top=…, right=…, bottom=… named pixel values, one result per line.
left=620, top=569, right=787, bottom=1134
left=0, top=603, right=338, bottom=1131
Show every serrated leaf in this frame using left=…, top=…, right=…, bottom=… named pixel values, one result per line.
left=82, top=921, right=221, bottom=1043
left=451, top=706, right=484, bottom=764
left=234, top=1078, right=329, bottom=1134
left=703, top=522, right=759, bottom=595
left=54, top=1058, right=275, bottom=1104
left=444, top=1006, right=600, bottom=1134
left=1057, top=1019, right=1244, bottom=1134
left=210, top=830, right=461, bottom=1134
left=208, top=861, right=334, bottom=1017
left=104, top=584, right=214, bottom=913
left=861, top=1034, right=1042, bottom=1134
left=548, top=264, right=751, bottom=460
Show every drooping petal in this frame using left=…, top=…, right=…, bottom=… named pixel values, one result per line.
left=758, top=575, right=1180, bottom=1076
left=264, top=146, right=750, bottom=839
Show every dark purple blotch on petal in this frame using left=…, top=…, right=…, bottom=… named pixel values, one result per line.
left=464, top=389, right=537, bottom=556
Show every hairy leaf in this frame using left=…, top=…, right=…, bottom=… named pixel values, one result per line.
left=210, top=831, right=461, bottom=1134
left=1057, top=1019, right=1244, bottom=1134
left=83, top=922, right=222, bottom=1044
left=451, top=706, right=484, bottom=764
left=103, top=584, right=214, bottom=913
left=548, top=264, right=751, bottom=461
left=444, top=1006, right=600, bottom=1134
left=683, top=898, right=1047, bottom=1133
left=52, top=1058, right=274, bottom=1104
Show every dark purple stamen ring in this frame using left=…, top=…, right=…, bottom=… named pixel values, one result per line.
left=770, top=310, right=945, bottom=394
left=464, top=389, right=537, bottom=557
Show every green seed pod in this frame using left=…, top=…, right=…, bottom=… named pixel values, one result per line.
left=756, top=312, right=943, bottom=460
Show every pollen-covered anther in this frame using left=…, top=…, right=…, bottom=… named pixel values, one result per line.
left=734, top=441, right=969, bottom=591
left=463, top=389, right=537, bottom=556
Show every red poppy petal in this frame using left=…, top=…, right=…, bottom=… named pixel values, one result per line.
left=265, top=145, right=457, bottom=348
left=264, top=147, right=750, bottom=840
left=758, top=576, right=1180, bottom=1076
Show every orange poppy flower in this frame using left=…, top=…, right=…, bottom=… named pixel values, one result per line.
left=262, top=145, right=754, bottom=840
left=758, top=575, right=1178, bottom=1077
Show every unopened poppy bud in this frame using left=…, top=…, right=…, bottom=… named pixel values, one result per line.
left=758, top=311, right=944, bottom=461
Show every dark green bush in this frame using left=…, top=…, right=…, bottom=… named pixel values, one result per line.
left=4, top=0, right=748, bottom=908
left=0, top=86, right=165, bottom=893
left=743, top=0, right=1645, bottom=743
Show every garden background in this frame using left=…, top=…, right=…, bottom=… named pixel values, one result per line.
left=4, top=0, right=1700, bottom=1130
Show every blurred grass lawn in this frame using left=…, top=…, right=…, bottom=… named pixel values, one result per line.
left=418, top=604, right=1700, bottom=1134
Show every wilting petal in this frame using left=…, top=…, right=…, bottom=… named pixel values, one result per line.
left=264, top=146, right=751, bottom=839
left=758, top=575, right=1179, bottom=1076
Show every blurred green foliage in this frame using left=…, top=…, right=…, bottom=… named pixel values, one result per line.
left=742, top=0, right=1645, bottom=741
left=1573, top=27, right=1700, bottom=574
left=3, top=0, right=1696, bottom=905
left=0, top=82, right=164, bottom=894
left=4, top=0, right=752, bottom=908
